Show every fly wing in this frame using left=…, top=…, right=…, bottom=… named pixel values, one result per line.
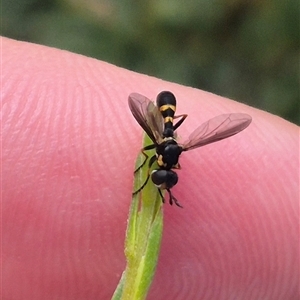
left=128, top=93, right=164, bottom=144
left=182, top=113, right=252, bottom=151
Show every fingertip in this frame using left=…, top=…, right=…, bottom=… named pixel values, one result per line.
left=3, top=38, right=297, bottom=299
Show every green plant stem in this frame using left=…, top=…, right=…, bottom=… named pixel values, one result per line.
left=112, top=135, right=163, bottom=300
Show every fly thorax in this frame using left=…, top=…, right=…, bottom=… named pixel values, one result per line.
left=162, top=142, right=183, bottom=169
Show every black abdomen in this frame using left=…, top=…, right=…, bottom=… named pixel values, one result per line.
left=156, top=91, right=177, bottom=137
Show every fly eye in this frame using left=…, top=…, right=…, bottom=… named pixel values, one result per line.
left=151, top=170, right=178, bottom=190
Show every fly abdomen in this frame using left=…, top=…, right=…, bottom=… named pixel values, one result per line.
left=156, top=91, right=177, bottom=137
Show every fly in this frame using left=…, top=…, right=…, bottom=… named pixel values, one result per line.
left=128, top=91, right=252, bottom=207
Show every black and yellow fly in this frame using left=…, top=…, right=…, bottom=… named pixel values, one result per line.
left=128, top=91, right=252, bottom=208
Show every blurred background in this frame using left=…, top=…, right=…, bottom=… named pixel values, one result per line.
left=2, top=0, right=299, bottom=124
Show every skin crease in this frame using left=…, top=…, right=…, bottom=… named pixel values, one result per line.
left=2, top=37, right=299, bottom=300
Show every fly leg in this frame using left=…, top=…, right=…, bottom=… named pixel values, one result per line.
left=133, top=155, right=157, bottom=195
left=134, top=143, right=156, bottom=173
left=173, top=114, right=188, bottom=131
left=167, top=189, right=183, bottom=208
left=158, top=189, right=165, bottom=203
left=157, top=188, right=183, bottom=208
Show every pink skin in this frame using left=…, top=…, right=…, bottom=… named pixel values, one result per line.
left=2, top=37, right=298, bottom=299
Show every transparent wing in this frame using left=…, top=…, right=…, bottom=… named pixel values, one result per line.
left=182, top=113, right=252, bottom=151
left=128, top=93, right=164, bottom=144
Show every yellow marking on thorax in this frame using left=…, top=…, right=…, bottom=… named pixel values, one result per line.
left=159, top=104, right=176, bottom=112
left=157, top=155, right=165, bottom=167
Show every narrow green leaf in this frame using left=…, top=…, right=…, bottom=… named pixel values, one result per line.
left=112, top=135, right=163, bottom=300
